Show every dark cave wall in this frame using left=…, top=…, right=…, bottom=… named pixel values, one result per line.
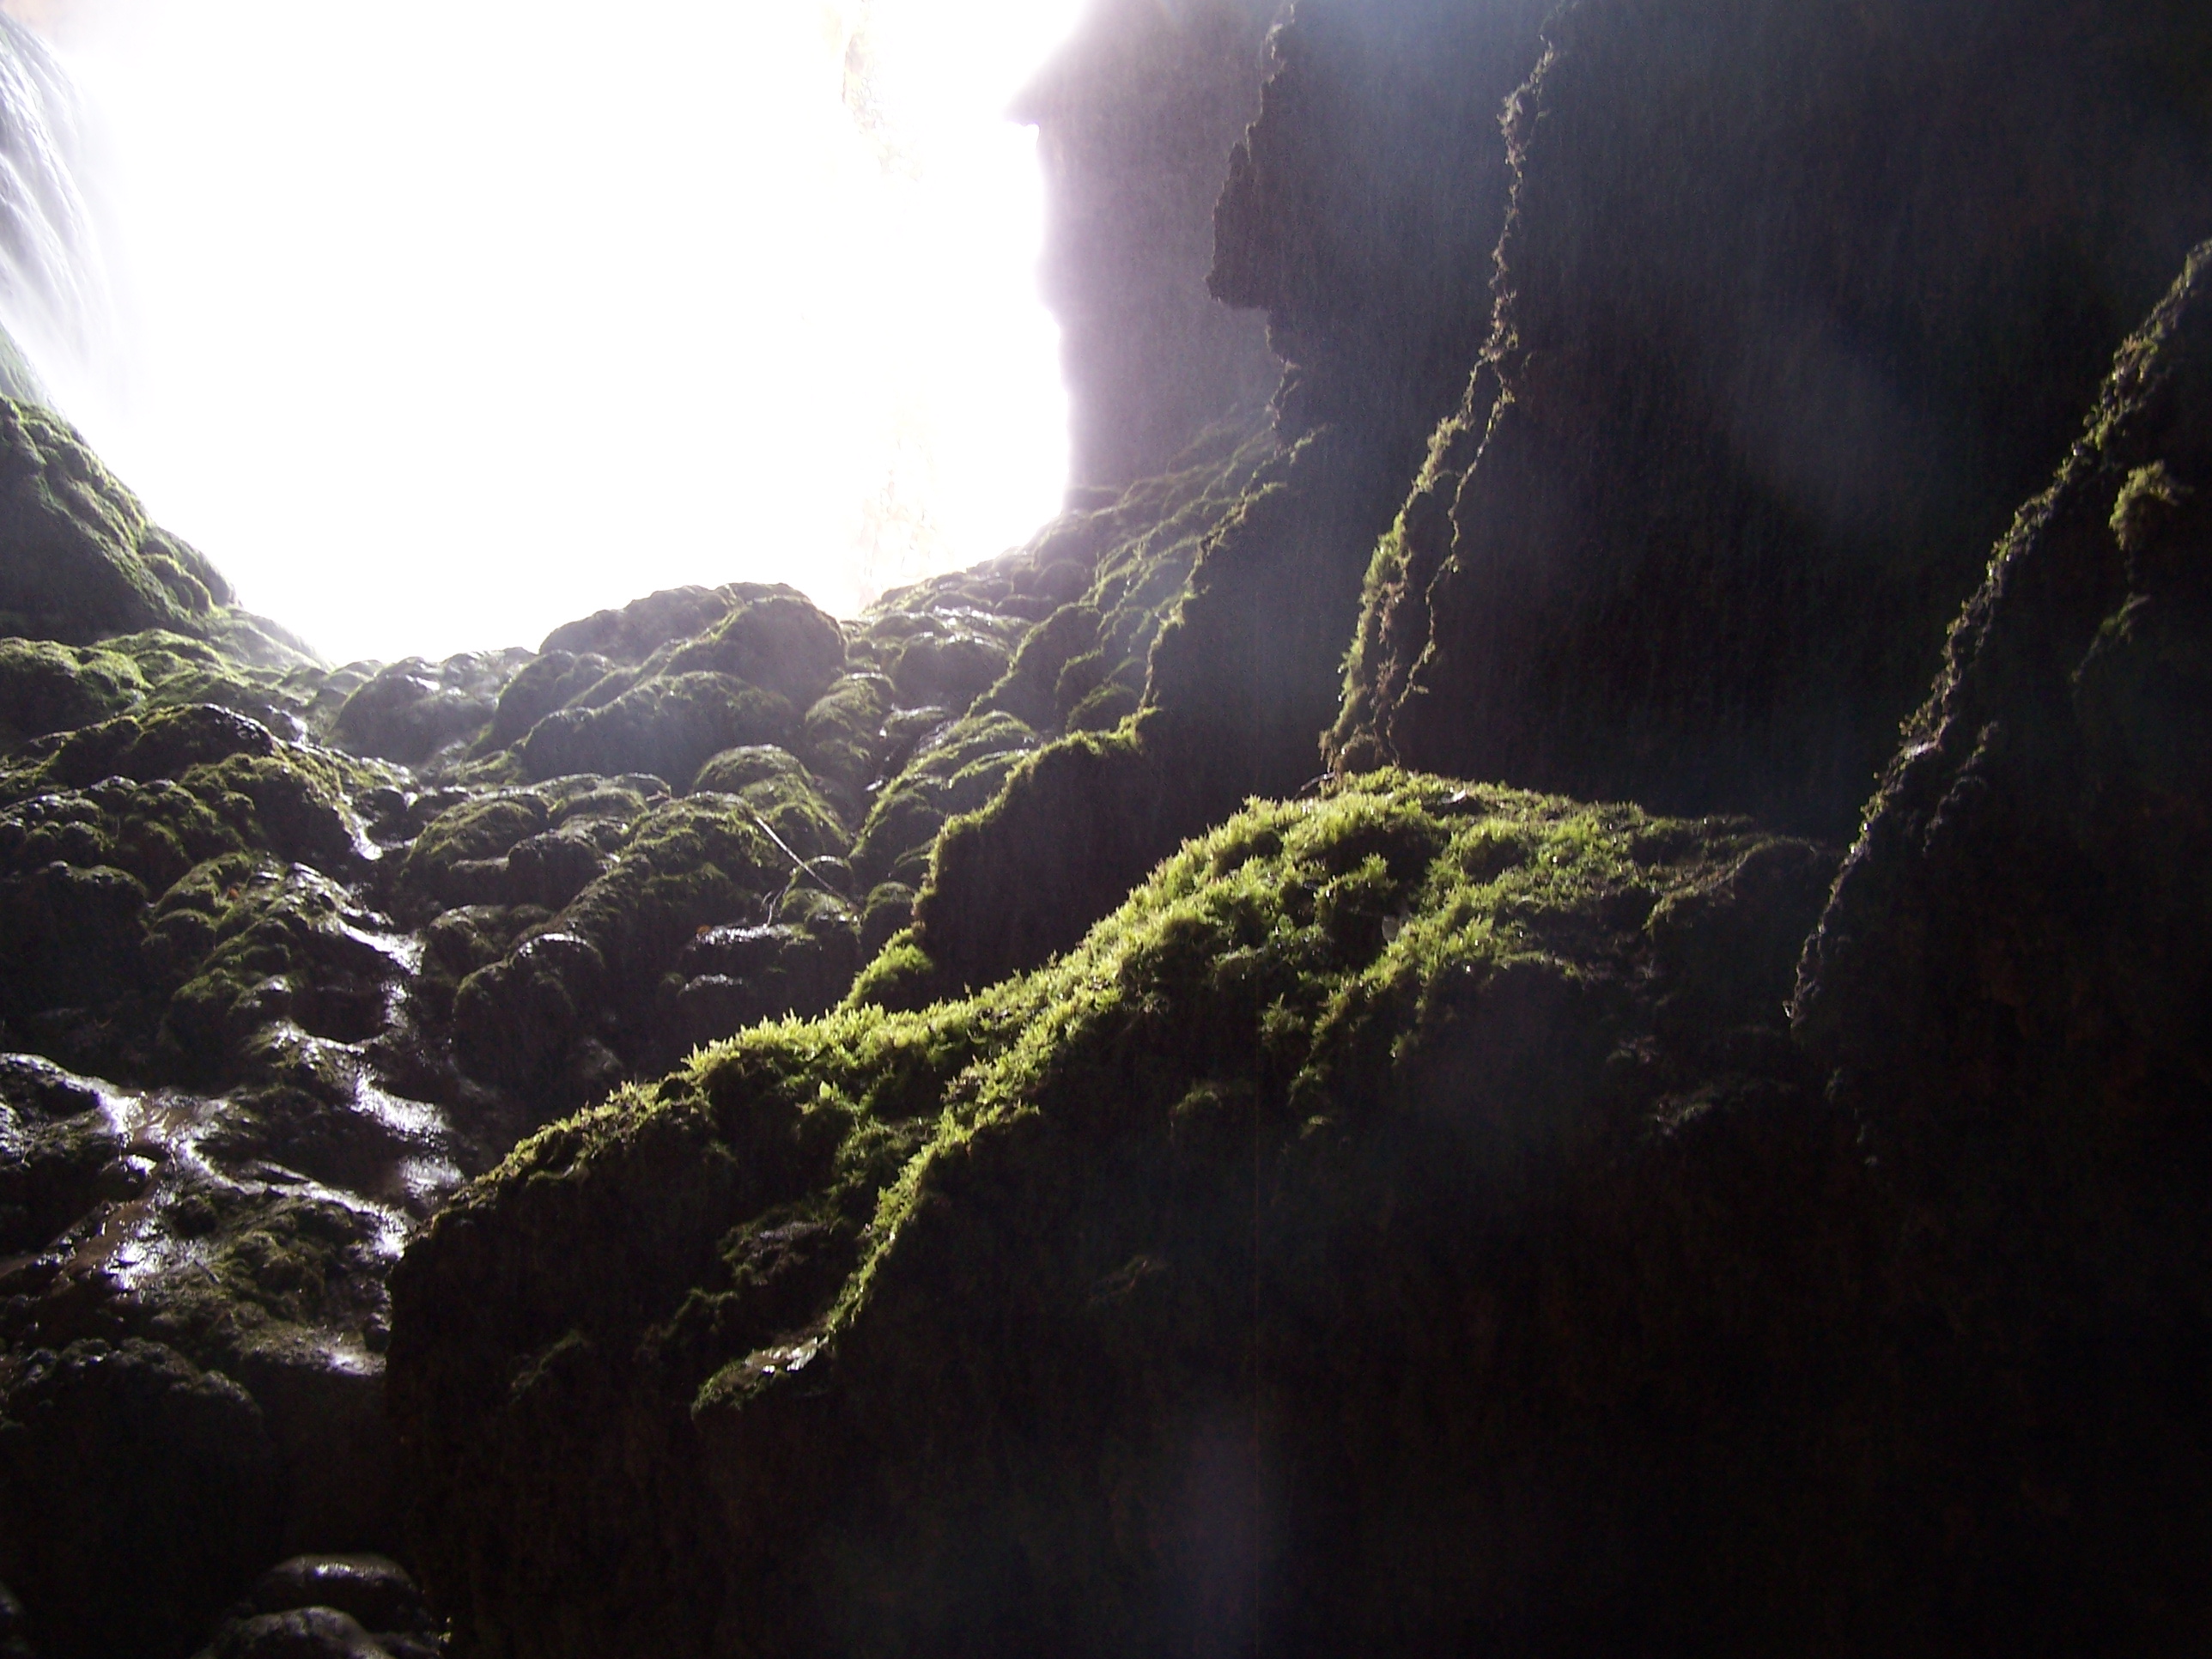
left=1334, top=0, right=2212, bottom=838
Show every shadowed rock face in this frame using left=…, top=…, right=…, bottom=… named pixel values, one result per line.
left=1334, top=0, right=2212, bottom=838
left=1014, top=0, right=1280, bottom=490
left=1787, top=246, right=2212, bottom=1648
left=1210, top=0, right=1551, bottom=447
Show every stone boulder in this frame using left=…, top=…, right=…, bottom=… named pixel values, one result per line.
left=0, top=1339, right=283, bottom=1659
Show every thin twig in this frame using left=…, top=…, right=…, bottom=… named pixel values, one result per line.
left=741, top=803, right=842, bottom=898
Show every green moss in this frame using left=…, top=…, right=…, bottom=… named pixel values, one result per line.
left=561, top=797, right=785, bottom=970
left=975, top=602, right=1102, bottom=731
left=690, top=744, right=815, bottom=795
left=0, top=710, right=375, bottom=897
left=845, top=930, right=933, bottom=1010
left=0, top=638, right=148, bottom=745
left=794, top=673, right=893, bottom=810
left=143, top=1175, right=392, bottom=1341
left=1065, top=678, right=1140, bottom=732
left=659, top=589, right=848, bottom=711
left=175, top=750, right=368, bottom=872
left=483, top=649, right=614, bottom=750
left=448, top=772, right=1824, bottom=1418
left=688, top=747, right=849, bottom=866
left=848, top=711, right=1040, bottom=888
left=519, top=672, right=796, bottom=787
left=150, top=854, right=398, bottom=1073
left=399, top=792, right=551, bottom=908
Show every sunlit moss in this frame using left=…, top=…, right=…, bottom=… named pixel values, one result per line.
left=437, top=770, right=1824, bottom=1420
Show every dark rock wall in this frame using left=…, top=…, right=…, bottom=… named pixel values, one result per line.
left=1337, top=0, right=2212, bottom=837
left=1790, top=246, right=2212, bottom=1648
left=1209, top=0, right=1547, bottom=447
left=899, top=0, right=1553, bottom=998
left=1017, top=0, right=1281, bottom=491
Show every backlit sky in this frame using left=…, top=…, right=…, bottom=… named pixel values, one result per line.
left=9, top=0, right=1085, bottom=663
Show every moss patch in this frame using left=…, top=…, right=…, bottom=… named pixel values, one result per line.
left=391, top=773, right=1840, bottom=1654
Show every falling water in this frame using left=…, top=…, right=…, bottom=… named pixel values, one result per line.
left=0, top=14, right=109, bottom=405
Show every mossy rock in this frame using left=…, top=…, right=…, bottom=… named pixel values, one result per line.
left=518, top=672, right=796, bottom=788
left=848, top=711, right=1041, bottom=890
left=105, top=630, right=324, bottom=740
left=151, top=856, right=403, bottom=1076
left=659, top=589, right=848, bottom=713
left=482, top=649, right=614, bottom=750
left=975, top=601, right=1101, bottom=732
left=451, top=928, right=612, bottom=1094
left=691, top=747, right=849, bottom=865
left=397, top=791, right=551, bottom=910
left=0, top=402, right=229, bottom=644
left=538, top=585, right=740, bottom=666
left=670, top=890, right=862, bottom=1049
left=0, top=402, right=307, bottom=675
left=794, top=673, right=894, bottom=811
left=1, top=774, right=246, bottom=900
left=448, top=796, right=790, bottom=1097
left=331, top=650, right=529, bottom=767
left=13, top=703, right=279, bottom=796
left=389, top=774, right=1845, bottom=1655
left=0, top=639, right=147, bottom=746
left=884, top=629, right=1011, bottom=713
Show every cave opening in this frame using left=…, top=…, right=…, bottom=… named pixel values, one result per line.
left=0, top=0, right=1084, bottom=662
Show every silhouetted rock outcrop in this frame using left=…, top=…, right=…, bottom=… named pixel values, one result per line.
left=1784, top=244, right=2212, bottom=1647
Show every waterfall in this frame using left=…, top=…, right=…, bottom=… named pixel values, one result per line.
left=0, top=15, right=107, bottom=407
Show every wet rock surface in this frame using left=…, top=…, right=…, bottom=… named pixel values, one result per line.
left=0, top=1337, right=283, bottom=1659
left=190, top=1553, right=441, bottom=1659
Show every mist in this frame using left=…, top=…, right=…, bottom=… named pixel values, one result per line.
left=3, top=0, right=1084, bottom=664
